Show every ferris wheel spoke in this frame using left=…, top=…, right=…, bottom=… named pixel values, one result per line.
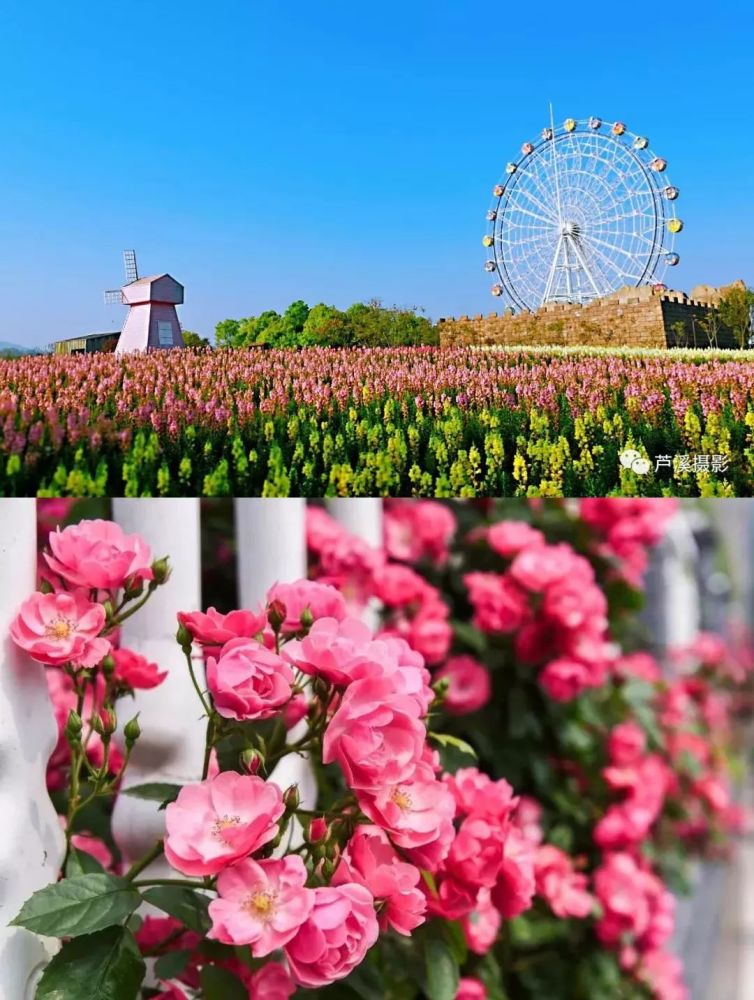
left=580, top=231, right=650, bottom=271
left=577, top=235, right=643, bottom=284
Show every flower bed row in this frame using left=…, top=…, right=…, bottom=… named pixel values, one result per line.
left=1, top=348, right=753, bottom=496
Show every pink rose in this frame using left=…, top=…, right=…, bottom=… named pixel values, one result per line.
left=283, top=617, right=378, bottom=686
left=164, top=772, right=284, bottom=876
left=607, top=721, right=646, bottom=766
left=248, top=962, right=296, bottom=1000
left=461, top=888, right=500, bottom=955
left=45, top=519, right=153, bottom=591
left=207, top=638, right=293, bottom=720
left=284, top=883, right=379, bottom=988
left=266, top=580, right=346, bottom=632
left=11, top=590, right=110, bottom=668
left=445, top=816, right=507, bottom=889
left=436, top=655, right=491, bottom=715
left=463, top=572, right=529, bottom=634
left=323, top=676, right=426, bottom=790
left=405, top=606, right=453, bottom=665
left=384, top=499, right=456, bottom=565
left=112, top=647, right=167, bottom=689
left=373, top=564, right=430, bottom=607
left=487, top=521, right=545, bottom=558
left=333, top=825, right=426, bottom=936
left=177, top=607, right=267, bottom=646
left=282, top=692, right=309, bottom=729
left=513, top=796, right=543, bottom=845
left=208, top=856, right=313, bottom=954
left=445, top=768, right=518, bottom=824
left=509, top=543, right=575, bottom=592
left=456, top=978, right=487, bottom=1000
left=357, top=768, right=456, bottom=870
left=539, top=658, right=592, bottom=701
left=534, top=845, right=593, bottom=919
left=490, top=827, right=536, bottom=918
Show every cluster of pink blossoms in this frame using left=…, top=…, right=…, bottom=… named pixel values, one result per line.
left=170, top=577, right=515, bottom=993
left=464, top=521, right=611, bottom=701
left=579, top=499, right=678, bottom=585
left=11, top=518, right=168, bottom=792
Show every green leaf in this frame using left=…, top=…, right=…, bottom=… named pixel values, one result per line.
left=440, top=919, right=468, bottom=966
left=428, top=732, right=477, bottom=758
left=451, top=620, right=487, bottom=655
left=424, top=934, right=459, bottom=1000
left=200, top=965, right=249, bottom=1000
left=35, top=925, right=145, bottom=1000
left=65, top=847, right=106, bottom=877
left=154, top=948, right=192, bottom=980
left=122, top=782, right=182, bottom=808
left=11, top=874, right=140, bottom=937
left=142, top=885, right=211, bottom=933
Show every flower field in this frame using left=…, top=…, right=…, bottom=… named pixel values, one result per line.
left=1, top=346, right=753, bottom=497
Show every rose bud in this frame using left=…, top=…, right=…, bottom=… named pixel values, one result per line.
left=151, top=557, right=171, bottom=585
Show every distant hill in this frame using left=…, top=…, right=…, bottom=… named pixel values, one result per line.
left=0, top=340, right=45, bottom=356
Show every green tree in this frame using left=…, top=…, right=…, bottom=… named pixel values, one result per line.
left=181, top=330, right=211, bottom=348
left=302, top=303, right=352, bottom=346
left=214, top=319, right=241, bottom=347
left=718, top=283, right=754, bottom=349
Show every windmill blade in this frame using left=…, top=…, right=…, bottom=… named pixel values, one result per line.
left=104, top=289, right=124, bottom=304
left=123, top=249, right=138, bottom=283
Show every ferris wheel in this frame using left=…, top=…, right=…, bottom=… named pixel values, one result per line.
left=483, top=115, right=682, bottom=311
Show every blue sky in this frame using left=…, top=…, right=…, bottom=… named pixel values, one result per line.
left=1, top=1, right=752, bottom=346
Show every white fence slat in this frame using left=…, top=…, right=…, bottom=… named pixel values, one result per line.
left=0, top=500, right=65, bottom=999
left=110, top=499, right=203, bottom=877
left=234, top=499, right=316, bottom=817
left=326, top=498, right=383, bottom=548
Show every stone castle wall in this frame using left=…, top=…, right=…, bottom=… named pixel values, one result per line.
left=438, top=284, right=740, bottom=350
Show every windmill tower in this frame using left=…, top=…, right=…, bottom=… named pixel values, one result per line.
left=104, top=250, right=185, bottom=354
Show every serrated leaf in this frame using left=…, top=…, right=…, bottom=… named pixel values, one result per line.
left=424, top=934, right=459, bottom=1000
left=35, top=925, right=145, bottom=1000
left=65, top=847, right=107, bottom=877
left=11, top=873, right=140, bottom=937
left=122, top=782, right=182, bottom=808
left=200, top=965, right=249, bottom=1000
left=142, top=885, right=211, bottom=933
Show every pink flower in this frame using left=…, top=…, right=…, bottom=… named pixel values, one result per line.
left=177, top=607, right=267, bottom=646
left=436, top=655, right=491, bottom=714
left=282, top=692, right=309, bottom=729
left=208, top=856, right=313, bottom=954
left=164, top=772, right=284, bottom=877
left=11, top=591, right=110, bottom=668
left=487, top=521, right=545, bottom=558
left=266, top=580, right=346, bottom=632
left=323, top=676, right=426, bottom=790
left=45, top=519, right=153, bottom=591
left=384, top=500, right=456, bottom=565
left=248, top=962, right=296, bottom=1000
left=594, top=852, right=652, bottom=946
left=373, top=564, right=430, bottom=607
left=463, top=572, right=529, bottom=633
left=608, top=721, right=646, bottom=766
left=284, top=883, right=379, bottom=988
left=534, top=845, right=593, bottom=919
left=461, top=888, right=500, bottom=955
left=283, top=617, right=377, bottom=686
left=509, top=543, right=575, bottom=592
left=207, top=638, right=293, bottom=721
left=513, top=796, right=544, bottom=845
left=357, top=768, right=456, bottom=870
left=445, top=769, right=518, bottom=825
left=539, top=658, right=592, bottom=701
left=112, top=647, right=167, bottom=689
left=456, top=978, right=487, bottom=1000
left=333, top=825, right=426, bottom=935
left=445, top=816, right=507, bottom=889
left=489, top=827, right=536, bottom=918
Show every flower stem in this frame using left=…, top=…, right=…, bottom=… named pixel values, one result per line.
left=125, top=840, right=165, bottom=881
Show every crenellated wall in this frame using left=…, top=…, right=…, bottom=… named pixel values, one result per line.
left=438, top=283, right=741, bottom=350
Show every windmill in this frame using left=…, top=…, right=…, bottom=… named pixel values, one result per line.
left=104, top=249, right=185, bottom=354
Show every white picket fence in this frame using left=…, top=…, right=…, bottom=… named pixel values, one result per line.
left=0, top=499, right=382, bottom=999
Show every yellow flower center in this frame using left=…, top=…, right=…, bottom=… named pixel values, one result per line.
left=211, top=814, right=241, bottom=842
left=46, top=618, right=72, bottom=640
left=244, top=890, right=277, bottom=921
left=390, top=787, right=412, bottom=811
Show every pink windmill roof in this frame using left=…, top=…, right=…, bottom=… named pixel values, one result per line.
left=122, top=273, right=184, bottom=305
